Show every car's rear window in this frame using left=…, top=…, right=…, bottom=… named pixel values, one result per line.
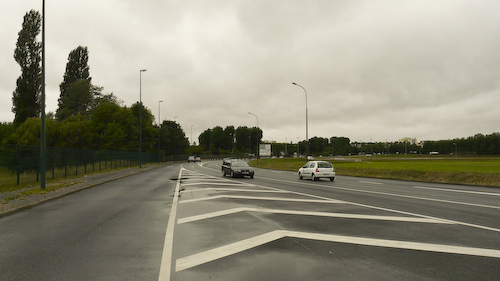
left=232, top=161, right=249, bottom=167
left=318, top=162, right=333, bottom=168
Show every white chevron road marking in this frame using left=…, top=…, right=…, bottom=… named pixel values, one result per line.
left=177, top=207, right=454, bottom=224
left=176, top=230, right=500, bottom=272
left=179, top=195, right=343, bottom=204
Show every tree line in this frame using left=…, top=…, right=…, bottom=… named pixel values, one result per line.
left=197, top=126, right=262, bottom=155
left=267, top=133, right=500, bottom=157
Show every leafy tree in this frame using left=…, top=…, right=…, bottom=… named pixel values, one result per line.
left=53, top=114, right=92, bottom=148
left=210, top=126, right=225, bottom=154
left=330, top=136, right=351, bottom=156
left=309, top=137, right=329, bottom=155
left=3, top=117, right=57, bottom=146
left=223, top=126, right=235, bottom=152
left=90, top=101, right=137, bottom=150
left=235, top=126, right=251, bottom=153
left=199, top=128, right=212, bottom=152
left=249, top=127, right=262, bottom=154
left=130, top=102, right=156, bottom=152
left=159, top=120, right=189, bottom=155
left=56, top=46, right=97, bottom=120
left=0, top=122, right=15, bottom=144
left=12, top=10, right=42, bottom=127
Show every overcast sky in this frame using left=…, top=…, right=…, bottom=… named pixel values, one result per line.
left=2, top=1, right=500, bottom=144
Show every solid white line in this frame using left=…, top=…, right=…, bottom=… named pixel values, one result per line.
left=179, top=195, right=343, bottom=204
left=413, top=185, right=500, bottom=197
left=177, top=207, right=454, bottom=224
left=158, top=168, right=183, bottom=281
left=176, top=230, right=500, bottom=271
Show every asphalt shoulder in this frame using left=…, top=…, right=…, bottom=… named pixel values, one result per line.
left=0, top=163, right=168, bottom=218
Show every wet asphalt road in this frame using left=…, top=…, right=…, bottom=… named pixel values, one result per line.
left=1, top=161, right=500, bottom=280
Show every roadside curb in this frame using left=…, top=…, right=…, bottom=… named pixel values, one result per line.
left=0, top=164, right=167, bottom=219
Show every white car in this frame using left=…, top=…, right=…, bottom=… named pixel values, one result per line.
left=298, top=161, right=335, bottom=181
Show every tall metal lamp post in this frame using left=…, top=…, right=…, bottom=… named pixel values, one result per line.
left=40, top=0, right=46, bottom=189
left=248, top=112, right=259, bottom=163
left=158, top=100, right=163, bottom=162
left=139, top=69, right=146, bottom=168
left=292, top=82, right=308, bottom=157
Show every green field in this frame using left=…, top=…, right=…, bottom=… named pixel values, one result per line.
left=249, top=155, right=500, bottom=187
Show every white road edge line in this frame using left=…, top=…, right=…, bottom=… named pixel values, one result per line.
left=176, top=230, right=500, bottom=271
left=413, top=185, right=500, bottom=196
left=158, top=168, right=183, bottom=281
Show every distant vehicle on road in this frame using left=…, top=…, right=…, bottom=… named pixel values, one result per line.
left=222, top=160, right=254, bottom=178
left=298, top=161, right=335, bottom=181
left=307, top=155, right=314, bottom=160
left=187, top=155, right=195, bottom=163
left=195, top=156, right=201, bottom=162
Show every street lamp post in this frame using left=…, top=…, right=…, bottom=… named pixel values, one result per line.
left=292, top=82, right=308, bottom=157
left=248, top=112, right=259, bottom=163
left=40, top=0, right=46, bottom=189
left=158, top=100, right=163, bottom=162
left=139, top=69, right=146, bottom=168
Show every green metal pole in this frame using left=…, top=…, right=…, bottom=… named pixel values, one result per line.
left=40, top=0, right=46, bottom=189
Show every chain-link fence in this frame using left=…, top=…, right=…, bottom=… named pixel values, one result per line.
left=0, top=144, right=159, bottom=186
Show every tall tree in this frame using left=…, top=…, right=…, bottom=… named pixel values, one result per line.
left=159, top=120, right=189, bottom=155
left=12, top=10, right=42, bottom=127
left=56, top=46, right=92, bottom=120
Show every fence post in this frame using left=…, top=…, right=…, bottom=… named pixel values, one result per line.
left=36, top=146, right=39, bottom=182
left=17, top=145, right=20, bottom=185
left=64, top=147, right=67, bottom=177
left=51, top=147, right=55, bottom=179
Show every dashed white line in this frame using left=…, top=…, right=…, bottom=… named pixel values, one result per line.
left=359, top=180, right=383, bottom=185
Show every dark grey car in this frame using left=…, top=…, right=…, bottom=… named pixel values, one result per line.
left=222, top=160, right=254, bottom=178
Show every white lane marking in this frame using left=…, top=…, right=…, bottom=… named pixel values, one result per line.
left=176, top=231, right=284, bottom=271
left=179, top=195, right=343, bottom=204
left=181, top=182, right=255, bottom=187
left=158, top=168, right=183, bottom=281
left=185, top=166, right=500, bottom=233
left=177, top=207, right=454, bottom=225
left=414, top=185, right=500, bottom=197
left=359, top=181, right=383, bottom=185
left=184, top=188, right=289, bottom=193
left=176, top=230, right=500, bottom=271
left=249, top=176, right=500, bottom=233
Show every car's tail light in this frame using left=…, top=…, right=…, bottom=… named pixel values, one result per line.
left=316, top=168, right=319, bottom=172
left=332, top=167, right=335, bottom=172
